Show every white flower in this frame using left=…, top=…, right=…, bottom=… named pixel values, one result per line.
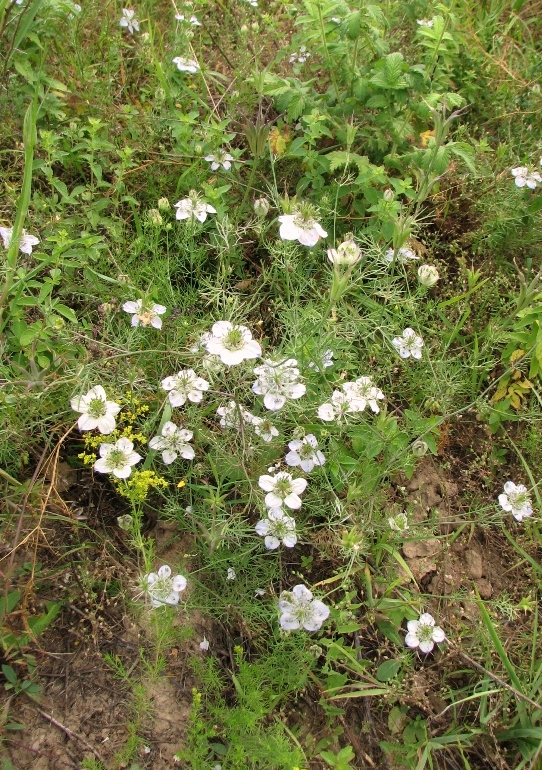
left=0, top=226, right=40, bottom=255
left=216, top=401, right=246, bottom=429
left=289, top=45, right=310, bottom=64
left=243, top=0, right=258, bottom=6
left=255, top=507, right=297, bottom=550
left=342, top=376, right=385, bottom=413
left=252, top=358, right=306, bottom=411
left=278, top=209, right=327, bottom=247
left=392, top=328, right=424, bottom=359
left=385, top=246, right=419, bottom=263
left=204, top=321, right=261, bottom=366
left=204, top=151, right=234, bottom=171
left=216, top=402, right=278, bottom=441
left=405, top=613, right=445, bottom=653
left=174, top=190, right=216, bottom=222
left=318, top=377, right=385, bottom=421
left=142, top=564, right=187, bottom=608
left=511, top=166, right=541, bottom=189
left=199, top=636, right=210, bottom=651
left=388, top=512, right=409, bottom=532
left=317, top=389, right=350, bottom=422
left=327, top=239, right=362, bottom=266
left=161, top=369, right=209, bottom=407
left=417, top=264, right=440, bottom=287
left=251, top=415, right=279, bottom=443
left=149, top=421, right=195, bottom=465
left=285, top=434, right=325, bottom=473
left=119, top=8, right=139, bottom=33
left=175, top=13, right=201, bottom=25
left=227, top=568, right=236, bottom=581
left=279, top=585, right=329, bottom=631
left=417, top=18, right=434, bottom=27
left=94, top=437, right=142, bottom=479
left=172, top=56, right=200, bottom=73
left=258, top=471, right=307, bottom=510
left=70, top=385, right=121, bottom=434
left=122, top=299, right=166, bottom=329
left=308, top=349, right=334, bottom=373
left=498, top=481, right=533, bottom=522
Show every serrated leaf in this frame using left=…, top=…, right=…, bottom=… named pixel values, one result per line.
left=449, top=142, right=476, bottom=174
left=365, top=94, right=388, bottom=109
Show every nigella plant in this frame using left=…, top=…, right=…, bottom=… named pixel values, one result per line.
left=278, top=585, right=329, bottom=631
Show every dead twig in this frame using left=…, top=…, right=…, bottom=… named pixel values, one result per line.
left=38, top=708, right=106, bottom=765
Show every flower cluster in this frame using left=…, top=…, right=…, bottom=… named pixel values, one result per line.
left=216, top=401, right=279, bottom=443
left=142, top=565, right=187, bottom=608
left=252, top=359, right=306, bottom=411
left=279, top=585, right=329, bottom=631
left=318, top=376, right=385, bottom=422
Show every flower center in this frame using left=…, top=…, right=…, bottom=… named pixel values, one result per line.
left=224, top=328, right=244, bottom=351
left=417, top=623, right=434, bottom=642
left=275, top=478, right=293, bottom=496
left=139, top=310, right=153, bottom=326
left=106, top=449, right=127, bottom=469
left=151, top=576, right=172, bottom=599
left=294, top=212, right=314, bottom=230
left=88, top=398, right=107, bottom=418
left=299, top=443, right=314, bottom=459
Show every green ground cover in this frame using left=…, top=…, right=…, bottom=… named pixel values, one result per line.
left=1, top=0, right=542, bottom=768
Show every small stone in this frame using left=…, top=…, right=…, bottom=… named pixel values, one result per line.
left=475, top=578, right=493, bottom=599
left=403, top=538, right=442, bottom=559
left=465, top=549, right=483, bottom=579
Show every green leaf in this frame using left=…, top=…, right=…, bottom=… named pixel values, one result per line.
left=2, top=665, right=18, bottom=684
left=54, top=304, right=78, bottom=323
left=376, top=658, right=401, bottom=682
left=376, top=619, right=403, bottom=646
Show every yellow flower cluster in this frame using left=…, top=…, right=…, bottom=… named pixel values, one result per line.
left=116, top=469, right=168, bottom=503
